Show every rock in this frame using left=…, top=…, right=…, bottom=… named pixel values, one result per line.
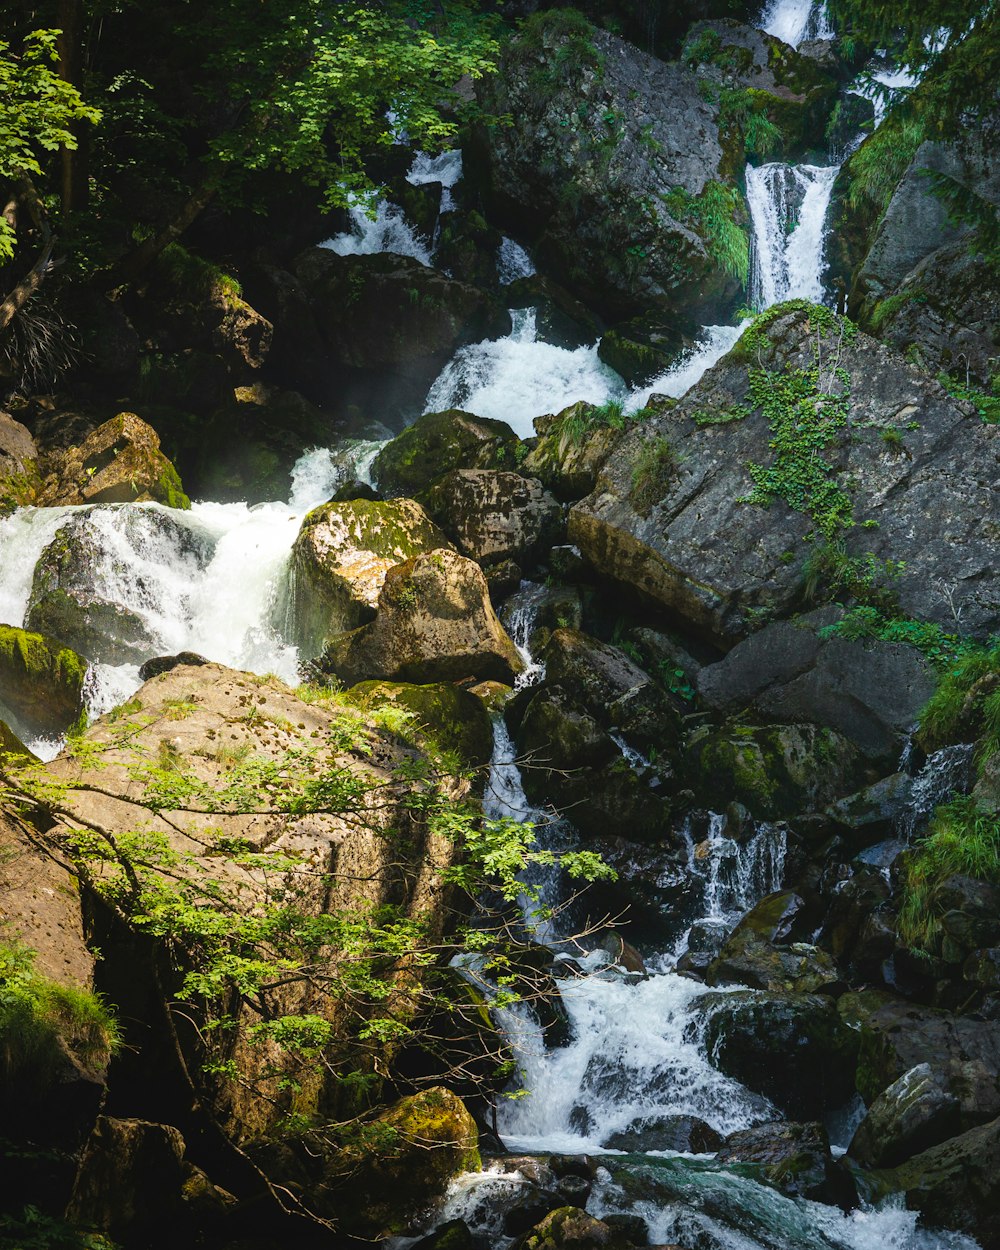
left=697, top=615, right=936, bottom=766
left=504, top=274, right=601, bottom=348
left=0, top=624, right=87, bottom=737
left=137, top=652, right=210, bottom=681
left=700, top=990, right=860, bottom=1117
left=421, top=469, right=562, bottom=566
left=39, top=412, right=189, bottom=509
left=716, top=1120, right=856, bottom=1207
left=511, top=1205, right=626, bottom=1250
left=412, top=1220, right=476, bottom=1250
left=849, top=1063, right=962, bottom=1168
left=344, top=680, right=494, bottom=770
left=320, top=549, right=524, bottom=686
left=843, top=990, right=1000, bottom=1127
left=876, top=1115, right=1000, bottom=1247
left=0, top=716, right=33, bottom=759
left=522, top=405, right=628, bottom=502
left=0, top=411, right=39, bottom=510
left=290, top=498, right=452, bottom=653
left=322, top=1087, right=480, bottom=1239
left=598, top=319, right=687, bottom=386
left=569, top=305, right=1000, bottom=642
left=65, top=1117, right=189, bottom=1241
left=374, top=409, right=522, bottom=497
left=603, top=1114, right=723, bottom=1154
left=291, top=248, right=510, bottom=389
left=823, top=772, right=920, bottom=843
left=706, top=892, right=842, bottom=992
left=688, top=721, right=866, bottom=820
left=25, top=508, right=211, bottom=666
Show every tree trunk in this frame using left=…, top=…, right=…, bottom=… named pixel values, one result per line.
left=0, top=239, right=57, bottom=334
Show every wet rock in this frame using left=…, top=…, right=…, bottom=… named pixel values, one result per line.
left=688, top=721, right=866, bottom=820
left=706, top=892, right=842, bottom=993
left=412, top=1219, right=476, bottom=1250
left=511, top=1204, right=628, bottom=1250
left=344, top=680, right=494, bottom=770
left=823, top=772, right=919, bottom=844
left=569, top=306, right=1000, bottom=642
left=421, top=469, right=562, bottom=566
left=39, top=412, right=189, bottom=509
left=696, top=615, right=936, bottom=766
left=598, top=319, right=687, bottom=386
left=876, top=1115, right=1000, bottom=1247
left=522, top=404, right=631, bottom=503
left=700, top=990, right=860, bottom=1117
left=320, top=549, right=524, bottom=686
left=849, top=1063, right=961, bottom=1168
left=137, top=652, right=210, bottom=681
left=0, top=624, right=87, bottom=737
left=504, top=275, right=601, bottom=349
left=821, top=868, right=893, bottom=973
left=603, top=1114, right=723, bottom=1154
left=842, top=989, right=1000, bottom=1127
left=290, top=497, right=451, bottom=653
left=0, top=411, right=39, bottom=510
left=716, top=1120, right=856, bottom=1207
left=374, top=409, right=521, bottom=497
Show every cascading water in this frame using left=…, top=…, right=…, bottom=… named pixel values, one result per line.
left=497, top=237, right=536, bottom=285
left=746, top=162, right=841, bottom=310
left=759, top=0, right=833, bottom=48
left=322, top=196, right=433, bottom=266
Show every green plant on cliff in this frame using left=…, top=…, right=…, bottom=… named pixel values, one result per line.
left=898, top=798, right=1000, bottom=954
left=938, top=372, right=1000, bottom=425
left=846, top=113, right=925, bottom=216
left=663, top=182, right=749, bottom=285
left=917, top=641, right=1000, bottom=770
left=631, top=437, right=677, bottom=516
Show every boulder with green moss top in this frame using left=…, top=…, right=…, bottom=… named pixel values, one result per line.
left=421, top=469, right=562, bottom=565
left=706, top=892, right=841, bottom=993
left=290, top=498, right=452, bottom=654
left=320, top=1087, right=480, bottom=1238
left=570, top=304, right=1000, bottom=642
left=598, top=320, right=687, bottom=385
left=25, top=507, right=212, bottom=666
left=511, top=1205, right=628, bottom=1250
left=687, top=721, right=865, bottom=821
left=0, top=411, right=39, bottom=511
left=699, top=990, right=859, bottom=1118
left=373, top=409, right=521, bottom=497
left=39, top=412, right=190, bottom=509
left=522, top=405, right=631, bottom=502
left=0, top=625, right=87, bottom=736
left=321, top=549, right=524, bottom=686
left=716, top=1120, right=856, bottom=1208
left=0, top=716, right=33, bottom=759
left=345, top=680, right=494, bottom=769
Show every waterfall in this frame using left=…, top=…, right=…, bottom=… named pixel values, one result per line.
left=759, top=0, right=833, bottom=47
left=746, top=163, right=840, bottom=310
left=406, top=148, right=463, bottom=212
left=688, top=813, right=787, bottom=927
left=321, top=196, right=433, bottom=266
left=498, top=237, right=536, bottom=285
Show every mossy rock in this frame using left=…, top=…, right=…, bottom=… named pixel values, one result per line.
left=522, top=404, right=630, bottom=502
left=0, top=716, right=34, bottom=761
left=346, top=680, right=494, bottom=769
left=0, top=625, right=88, bottom=736
left=328, top=1087, right=480, bottom=1238
left=373, top=410, right=521, bottom=497
left=688, top=722, right=865, bottom=820
left=512, top=1205, right=629, bottom=1250
left=597, top=320, right=686, bottom=385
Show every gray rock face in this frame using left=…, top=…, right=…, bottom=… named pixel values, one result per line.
left=849, top=1063, right=961, bottom=1168
left=421, top=469, right=562, bottom=565
left=697, top=615, right=936, bottom=764
left=473, top=20, right=736, bottom=322
left=569, top=307, right=1000, bottom=642
left=716, top=1120, right=855, bottom=1207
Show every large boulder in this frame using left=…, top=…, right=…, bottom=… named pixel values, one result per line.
left=696, top=614, right=936, bottom=766
left=471, top=15, right=834, bottom=322
left=320, top=549, right=524, bottom=686
left=0, top=624, right=87, bottom=737
left=706, top=892, right=841, bottom=992
left=290, top=498, right=452, bottom=654
left=421, top=469, right=562, bottom=566
left=715, top=1120, right=855, bottom=1207
left=0, top=411, right=39, bottom=510
left=522, top=405, right=631, bottom=502
left=849, top=1063, right=962, bottom=1168
left=687, top=721, right=866, bottom=819
left=373, top=409, right=521, bottom=497
left=511, top=1205, right=626, bottom=1250
left=344, top=680, right=494, bottom=771
left=603, top=1114, right=723, bottom=1154
left=699, top=990, right=860, bottom=1118
left=38, top=412, right=189, bottom=509
left=569, top=305, right=1000, bottom=642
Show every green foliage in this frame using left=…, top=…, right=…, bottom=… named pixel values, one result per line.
left=663, top=182, right=749, bottom=285
left=869, top=289, right=923, bottom=332
left=736, top=300, right=857, bottom=357
left=0, top=941, right=119, bottom=1083
left=0, top=30, right=101, bottom=262
left=819, top=606, right=972, bottom=669
left=898, top=798, right=1000, bottom=953
left=719, top=88, right=783, bottom=158
left=938, top=372, right=1000, bottom=425
left=846, top=113, right=925, bottom=216
left=631, top=437, right=677, bottom=517
left=917, top=642, right=1000, bottom=769
left=0, top=1206, right=116, bottom=1250
left=556, top=398, right=627, bottom=447
left=802, top=545, right=905, bottom=611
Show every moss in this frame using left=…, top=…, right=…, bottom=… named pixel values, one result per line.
left=0, top=624, right=88, bottom=733
left=631, top=437, right=677, bottom=517
left=345, top=681, right=493, bottom=769
left=155, top=460, right=190, bottom=510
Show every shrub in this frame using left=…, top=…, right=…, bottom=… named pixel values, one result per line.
left=631, top=437, right=677, bottom=516
left=917, top=641, right=1000, bottom=768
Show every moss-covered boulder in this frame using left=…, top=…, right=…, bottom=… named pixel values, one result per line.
left=699, top=990, right=860, bottom=1118
left=321, top=549, right=524, bottom=686
left=421, top=469, right=562, bottom=566
left=715, top=1120, right=856, bottom=1208
left=511, top=1205, right=627, bottom=1250
left=688, top=722, right=866, bottom=820
left=290, top=498, right=452, bottom=654
left=324, top=1087, right=480, bottom=1239
left=0, top=625, right=87, bottom=737
left=373, top=409, right=521, bottom=497
left=0, top=411, right=39, bottom=512
left=706, top=891, right=841, bottom=993
left=522, top=405, right=631, bottom=503
left=0, top=716, right=33, bottom=760
left=849, top=1063, right=962, bottom=1169
left=345, top=680, right=494, bottom=770
left=39, top=412, right=189, bottom=509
